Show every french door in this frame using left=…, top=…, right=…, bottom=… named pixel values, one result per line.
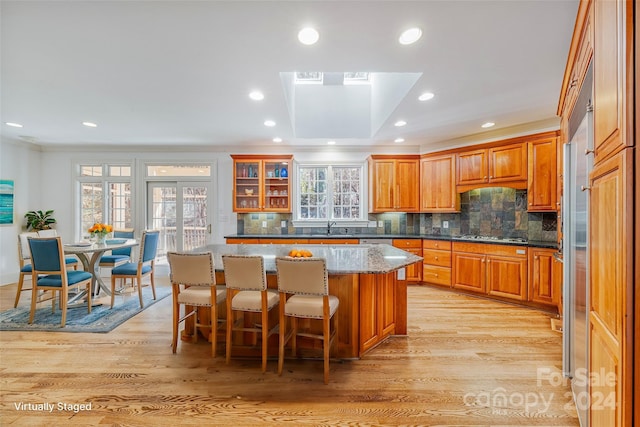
left=147, top=182, right=212, bottom=258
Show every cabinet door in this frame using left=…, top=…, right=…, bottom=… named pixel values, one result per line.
left=452, top=252, right=485, bottom=293
left=369, top=159, right=395, bottom=211
left=359, top=273, right=396, bottom=353
left=421, top=154, right=458, bottom=212
left=489, top=143, right=527, bottom=183
left=395, top=159, right=419, bottom=211
left=486, top=255, right=527, bottom=301
left=593, top=0, right=629, bottom=163
left=527, top=138, right=558, bottom=211
left=233, top=159, right=261, bottom=212
left=456, top=149, right=487, bottom=186
left=404, top=248, right=422, bottom=282
left=263, top=159, right=291, bottom=212
left=529, top=248, right=556, bottom=305
left=589, top=150, right=631, bottom=427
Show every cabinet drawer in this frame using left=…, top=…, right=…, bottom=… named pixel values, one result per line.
left=422, top=249, right=451, bottom=267
left=422, top=265, right=451, bottom=287
left=392, top=239, right=422, bottom=248
left=422, top=239, right=452, bottom=250
left=453, top=241, right=527, bottom=258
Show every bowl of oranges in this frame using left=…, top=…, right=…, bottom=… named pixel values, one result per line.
left=287, top=248, right=313, bottom=258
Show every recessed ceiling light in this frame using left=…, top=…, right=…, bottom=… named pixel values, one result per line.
left=481, top=122, right=495, bottom=128
left=327, top=140, right=336, bottom=145
left=264, top=120, right=276, bottom=127
left=418, top=92, right=435, bottom=101
left=249, top=91, right=264, bottom=101
left=394, top=120, right=407, bottom=127
left=399, top=27, right=422, bottom=45
left=272, top=137, right=282, bottom=143
left=298, top=27, right=319, bottom=45
left=82, top=121, right=97, bottom=127
left=5, top=122, right=23, bottom=128
left=394, top=138, right=405, bottom=143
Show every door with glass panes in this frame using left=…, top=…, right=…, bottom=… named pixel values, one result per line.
left=147, top=182, right=212, bottom=257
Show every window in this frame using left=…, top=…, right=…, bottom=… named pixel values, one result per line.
left=295, top=163, right=366, bottom=224
left=77, top=163, right=133, bottom=237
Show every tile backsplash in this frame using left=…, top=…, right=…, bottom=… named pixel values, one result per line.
left=236, top=187, right=558, bottom=242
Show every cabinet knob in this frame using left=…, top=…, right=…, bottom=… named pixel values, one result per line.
left=434, top=256, right=439, bottom=260
left=489, top=176, right=493, bottom=179
left=581, top=185, right=591, bottom=192
left=484, top=176, right=488, bottom=180
left=434, top=243, right=439, bottom=248
left=534, top=256, right=539, bottom=260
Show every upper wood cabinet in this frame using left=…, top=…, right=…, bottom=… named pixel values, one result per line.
left=593, top=0, right=631, bottom=164
left=231, top=155, right=293, bottom=213
left=527, top=137, right=558, bottom=211
left=420, top=153, right=460, bottom=212
left=456, top=143, right=527, bottom=191
left=368, top=155, right=419, bottom=213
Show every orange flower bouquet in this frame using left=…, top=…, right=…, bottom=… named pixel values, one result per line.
left=88, top=223, right=113, bottom=244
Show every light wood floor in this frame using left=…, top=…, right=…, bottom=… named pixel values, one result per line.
left=0, top=277, right=579, bottom=426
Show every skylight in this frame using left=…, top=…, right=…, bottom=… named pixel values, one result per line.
left=295, top=72, right=323, bottom=84
left=343, top=72, right=370, bottom=85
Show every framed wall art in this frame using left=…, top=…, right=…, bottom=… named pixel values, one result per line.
left=0, top=180, right=14, bottom=225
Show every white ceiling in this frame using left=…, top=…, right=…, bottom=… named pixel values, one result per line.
left=0, top=0, right=579, bottom=151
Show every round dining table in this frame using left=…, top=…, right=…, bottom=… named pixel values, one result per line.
left=63, top=239, right=139, bottom=301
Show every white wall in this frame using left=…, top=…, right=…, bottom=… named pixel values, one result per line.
left=0, top=138, right=42, bottom=284
left=0, top=142, right=418, bottom=285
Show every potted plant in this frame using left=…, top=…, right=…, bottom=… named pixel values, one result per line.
left=24, top=210, right=57, bottom=231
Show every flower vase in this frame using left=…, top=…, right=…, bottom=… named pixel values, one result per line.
left=95, top=234, right=107, bottom=245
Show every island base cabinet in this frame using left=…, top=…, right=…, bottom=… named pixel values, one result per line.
left=182, top=271, right=405, bottom=360
left=359, top=273, right=396, bottom=354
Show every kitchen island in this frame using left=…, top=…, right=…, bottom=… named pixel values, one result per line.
left=187, top=243, right=423, bottom=359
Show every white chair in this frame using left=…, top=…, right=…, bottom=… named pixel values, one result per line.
left=222, top=255, right=279, bottom=373
left=276, top=256, right=339, bottom=384
left=167, top=251, right=227, bottom=356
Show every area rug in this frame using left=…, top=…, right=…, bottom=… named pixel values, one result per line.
left=0, top=285, right=171, bottom=333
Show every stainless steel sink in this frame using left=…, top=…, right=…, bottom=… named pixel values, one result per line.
left=309, top=234, right=354, bottom=237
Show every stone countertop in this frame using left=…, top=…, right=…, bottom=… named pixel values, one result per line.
left=224, top=234, right=557, bottom=248
left=198, top=243, right=423, bottom=274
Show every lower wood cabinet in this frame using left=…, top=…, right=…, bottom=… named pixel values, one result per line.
left=422, top=239, right=452, bottom=287
left=528, top=248, right=562, bottom=307
left=392, top=239, right=422, bottom=282
left=452, top=242, right=528, bottom=301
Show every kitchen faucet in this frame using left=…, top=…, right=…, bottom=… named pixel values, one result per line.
left=327, top=221, right=337, bottom=235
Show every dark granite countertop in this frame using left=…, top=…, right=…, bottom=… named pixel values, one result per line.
left=224, top=234, right=558, bottom=249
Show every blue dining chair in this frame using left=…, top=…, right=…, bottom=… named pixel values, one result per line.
left=15, top=232, right=80, bottom=308
left=99, top=229, right=135, bottom=269
left=110, top=230, right=160, bottom=309
left=27, top=236, right=93, bottom=327
left=37, top=229, right=80, bottom=269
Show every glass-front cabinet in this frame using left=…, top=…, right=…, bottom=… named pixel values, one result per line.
left=231, top=155, right=293, bottom=212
